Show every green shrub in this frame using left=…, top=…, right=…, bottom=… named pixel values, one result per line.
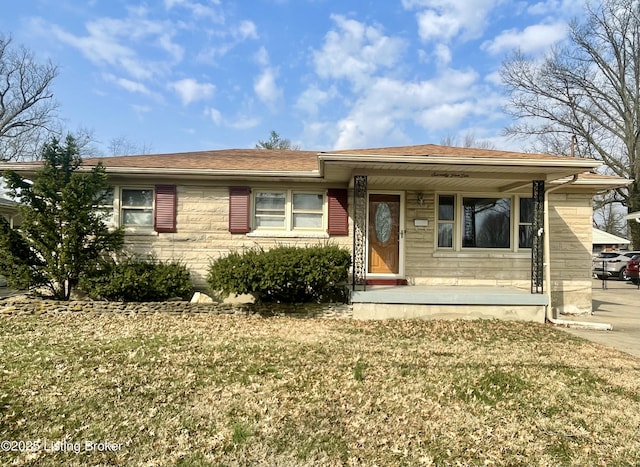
left=207, top=244, right=351, bottom=303
left=79, top=255, right=193, bottom=302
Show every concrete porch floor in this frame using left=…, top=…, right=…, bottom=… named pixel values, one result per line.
left=350, top=285, right=548, bottom=322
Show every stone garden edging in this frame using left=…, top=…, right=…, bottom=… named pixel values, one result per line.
left=0, top=297, right=353, bottom=319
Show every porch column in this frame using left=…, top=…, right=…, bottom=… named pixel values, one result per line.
left=352, top=175, right=368, bottom=290
left=531, top=180, right=545, bottom=293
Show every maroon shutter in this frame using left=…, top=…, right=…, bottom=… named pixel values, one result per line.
left=229, top=187, right=251, bottom=233
left=327, top=188, right=348, bottom=235
left=154, top=185, right=177, bottom=233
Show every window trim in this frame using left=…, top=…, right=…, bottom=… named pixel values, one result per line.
left=517, top=197, right=534, bottom=251
left=436, top=193, right=533, bottom=252
left=101, top=185, right=158, bottom=234
left=96, top=188, right=115, bottom=227
left=461, top=196, right=512, bottom=249
left=254, top=190, right=287, bottom=230
left=437, top=194, right=455, bottom=249
left=120, top=187, right=155, bottom=230
left=250, top=189, right=327, bottom=235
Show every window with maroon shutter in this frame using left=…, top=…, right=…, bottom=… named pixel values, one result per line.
left=154, top=185, right=177, bottom=233
left=229, top=187, right=251, bottom=233
left=327, top=188, right=348, bottom=235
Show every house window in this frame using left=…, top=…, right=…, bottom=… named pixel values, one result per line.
left=519, top=198, right=534, bottom=249
left=121, top=189, right=154, bottom=228
left=462, top=197, right=511, bottom=248
left=255, top=192, right=286, bottom=228
left=96, top=188, right=115, bottom=226
left=437, top=195, right=455, bottom=248
left=292, top=193, right=323, bottom=229
left=438, top=194, right=531, bottom=250
left=253, top=190, right=325, bottom=232
left=96, top=185, right=177, bottom=233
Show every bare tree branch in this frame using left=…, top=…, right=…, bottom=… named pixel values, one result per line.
left=0, top=34, right=59, bottom=161
left=500, top=0, right=640, bottom=247
left=440, top=132, right=495, bottom=150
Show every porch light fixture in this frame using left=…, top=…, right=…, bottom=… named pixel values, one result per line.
left=417, top=192, right=424, bottom=206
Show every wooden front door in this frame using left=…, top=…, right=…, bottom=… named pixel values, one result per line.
left=368, top=194, right=401, bottom=274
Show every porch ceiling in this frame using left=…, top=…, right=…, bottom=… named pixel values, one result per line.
left=322, top=161, right=592, bottom=192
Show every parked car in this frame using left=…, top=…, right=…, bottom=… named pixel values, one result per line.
left=592, top=251, right=640, bottom=280
left=626, top=254, right=640, bottom=284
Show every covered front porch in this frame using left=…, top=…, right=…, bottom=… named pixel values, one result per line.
left=351, top=284, right=549, bottom=322
left=315, top=145, right=629, bottom=320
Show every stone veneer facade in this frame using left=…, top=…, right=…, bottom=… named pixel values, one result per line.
left=114, top=182, right=594, bottom=316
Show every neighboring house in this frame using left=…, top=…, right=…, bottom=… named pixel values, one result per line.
left=592, top=228, right=630, bottom=255
left=0, top=144, right=630, bottom=320
left=0, top=196, right=21, bottom=228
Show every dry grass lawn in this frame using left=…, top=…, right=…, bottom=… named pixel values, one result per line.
left=1, top=313, right=639, bottom=466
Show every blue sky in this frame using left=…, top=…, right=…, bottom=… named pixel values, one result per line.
left=1, top=0, right=584, bottom=155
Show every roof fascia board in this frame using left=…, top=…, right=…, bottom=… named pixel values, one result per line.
left=550, top=176, right=632, bottom=187
left=319, top=154, right=602, bottom=170
left=0, top=164, right=322, bottom=180
left=97, top=168, right=321, bottom=178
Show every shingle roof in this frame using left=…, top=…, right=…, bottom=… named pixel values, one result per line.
left=322, top=144, right=571, bottom=160
left=82, top=149, right=321, bottom=172
left=80, top=144, right=596, bottom=172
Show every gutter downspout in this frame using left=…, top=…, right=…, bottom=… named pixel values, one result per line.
left=544, top=175, right=613, bottom=330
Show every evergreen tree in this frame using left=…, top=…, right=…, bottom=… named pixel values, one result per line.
left=1, top=135, right=123, bottom=299
left=255, top=130, right=300, bottom=150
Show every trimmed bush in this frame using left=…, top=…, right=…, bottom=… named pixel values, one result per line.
left=79, top=255, right=193, bottom=302
left=207, top=244, right=351, bottom=303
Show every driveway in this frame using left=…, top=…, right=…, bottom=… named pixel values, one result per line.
left=559, top=278, right=640, bottom=359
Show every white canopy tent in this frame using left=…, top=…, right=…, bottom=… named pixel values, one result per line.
left=593, top=228, right=630, bottom=246
left=625, top=211, right=640, bottom=222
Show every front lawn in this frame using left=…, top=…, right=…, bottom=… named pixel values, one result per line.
left=1, top=313, right=639, bottom=466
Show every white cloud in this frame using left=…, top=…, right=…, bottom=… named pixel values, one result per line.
left=170, top=78, right=215, bottom=105
left=42, top=15, right=182, bottom=81
left=205, top=107, right=260, bottom=129
left=434, top=44, right=452, bottom=66
left=303, top=13, right=505, bottom=149
left=235, top=20, right=258, bottom=40
left=313, top=15, right=406, bottom=89
left=254, top=46, right=270, bottom=67
left=402, top=0, right=503, bottom=43
left=527, top=0, right=559, bottom=15
left=415, top=10, right=461, bottom=42
left=330, top=69, right=488, bottom=149
left=104, top=74, right=153, bottom=95
left=415, top=101, right=476, bottom=129
left=295, top=85, right=338, bottom=116
left=131, top=104, right=153, bottom=115
left=196, top=20, right=259, bottom=61
left=227, top=115, right=261, bottom=130
left=205, top=107, right=223, bottom=125
left=254, top=68, right=283, bottom=110
left=527, top=0, right=586, bottom=16
left=164, top=0, right=224, bottom=22
left=482, top=22, right=568, bottom=55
